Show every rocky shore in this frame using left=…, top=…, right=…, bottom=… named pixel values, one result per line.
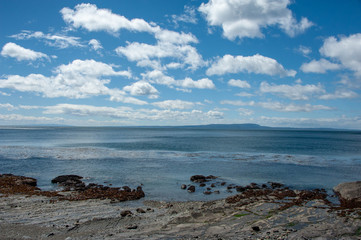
left=0, top=174, right=361, bottom=239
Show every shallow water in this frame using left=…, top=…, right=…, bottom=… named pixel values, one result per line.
left=0, top=127, right=360, bottom=201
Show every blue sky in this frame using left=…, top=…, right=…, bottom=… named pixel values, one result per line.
left=1, top=0, right=361, bottom=128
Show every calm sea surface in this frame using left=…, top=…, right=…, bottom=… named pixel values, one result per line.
left=1, top=127, right=361, bottom=201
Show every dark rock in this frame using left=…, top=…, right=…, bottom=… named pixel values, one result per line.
left=261, top=184, right=268, bottom=189
left=207, top=187, right=211, bottom=191
left=120, top=210, right=133, bottom=217
left=15, top=177, right=37, bottom=187
left=203, top=191, right=212, bottom=195
left=211, top=183, right=216, bottom=188
left=122, top=186, right=131, bottom=192
left=252, top=226, right=260, bottom=232
left=214, top=190, right=220, bottom=194
left=187, top=185, right=196, bottom=193
left=136, top=208, right=146, bottom=213
left=51, top=175, right=83, bottom=184
left=190, top=175, right=207, bottom=183
left=221, top=182, right=226, bottom=186
left=236, top=186, right=246, bottom=192
left=206, top=175, right=217, bottom=180
left=200, top=183, right=206, bottom=187
left=334, top=181, right=361, bottom=208
left=181, top=184, right=187, bottom=189
left=268, top=182, right=284, bottom=189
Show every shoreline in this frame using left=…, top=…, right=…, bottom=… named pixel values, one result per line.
left=1, top=174, right=361, bottom=239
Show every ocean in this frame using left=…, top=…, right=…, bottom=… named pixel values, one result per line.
left=1, top=126, right=360, bottom=201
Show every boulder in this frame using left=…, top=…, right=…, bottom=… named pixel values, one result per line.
left=181, top=184, right=187, bottom=189
left=51, top=175, right=83, bottom=184
left=187, top=185, right=196, bottom=193
left=190, top=175, right=207, bottom=183
left=333, top=181, right=361, bottom=208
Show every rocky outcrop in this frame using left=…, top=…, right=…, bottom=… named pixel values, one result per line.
left=334, top=181, right=361, bottom=208
left=1, top=174, right=145, bottom=202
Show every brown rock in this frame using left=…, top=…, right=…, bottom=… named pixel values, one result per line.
left=187, top=185, right=196, bottom=193
left=120, top=210, right=133, bottom=217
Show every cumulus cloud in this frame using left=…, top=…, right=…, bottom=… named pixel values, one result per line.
left=206, top=54, right=296, bottom=77
left=142, top=70, right=215, bottom=90
left=11, top=30, right=83, bottom=48
left=61, top=3, right=158, bottom=34
left=89, top=39, right=103, bottom=51
left=116, top=31, right=205, bottom=70
left=228, top=79, right=251, bottom=88
left=152, top=99, right=199, bottom=110
left=297, top=45, right=312, bottom=57
left=198, top=0, right=313, bottom=40
left=301, top=59, right=341, bottom=73
left=1, top=42, right=49, bottom=61
left=320, top=34, right=361, bottom=76
left=0, top=59, right=145, bottom=104
left=123, top=81, right=159, bottom=99
left=260, top=81, right=325, bottom=100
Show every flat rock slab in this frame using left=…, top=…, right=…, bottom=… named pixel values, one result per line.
left=334, top=181, right=361, bottom=208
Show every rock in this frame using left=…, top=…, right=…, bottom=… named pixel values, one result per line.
left=221, top=182, right=226, bottom=186
left=252, top=226, right=260, bottom=232
left=269, top=182, right=284, bottom=189
left=236, top=186, right=246, bottom=192
left=127, top=225, right=138, bottom=230
left=199, top=183, right=206, bottom=187
left=136, top=208, right=146, bottom=213
left=51, top=175, right=83, bottom=184
left=190, top=175, right=207, bottom=183
left=120, top=210, right=133, bottom=217
left=187, top=185, right=196, bottom=193
left=334, top=181, right=361, bottom=208
left=15, top=177, right=37, bottom=187
left=214, top=190, right=220, bottom=194
left=211, top=183, right=216, bottom=188
left=122, top=186, right=131, bottom=192
left=206, top=175, right=217, bottom=180
left=181, top=184, right=187, bottom=189
left=203, top=191, right=212, bottom=195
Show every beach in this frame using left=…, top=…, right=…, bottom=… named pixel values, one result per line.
left=1, top=174, right=361, bottom=240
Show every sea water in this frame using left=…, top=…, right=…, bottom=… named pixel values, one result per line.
left=0, top=126, right=360, bottom=201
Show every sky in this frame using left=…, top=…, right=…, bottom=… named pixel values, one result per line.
left=0, top=0, right=361, bottom=129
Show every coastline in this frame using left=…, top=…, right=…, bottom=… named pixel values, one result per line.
left=1, top=175, right=361, bottom=239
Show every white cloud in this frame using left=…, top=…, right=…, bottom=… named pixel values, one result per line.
left=198, top=0, right=313, bottom=40
left=123, top=81, right=159, bottom=99
left=89, top=39, right=103, bottom=51
left=258, top=116, right=361, bottom=130
left=43, top=103, right=224, bottom=122
left=0, top=59, right=145, bottom=104
left=260, top=81, right=325, bottom=100
left=320, top=33, right=361, bottom=76
left=1, top=42, right=49, bottom=61
left=116, top=35, right=205, bottom=70
left=142, top=70, right=215, bottom=90
left=297, top=45, right=312, bottom=56
left=319, top=89, right=358, bottom=100
left=0, top=103, right=16, bottom=111
left=220, top=100, right=255, bottom=106
left=61, top=3, right=158, bottom=34
left=206, top=54, right=296, bottom=77
left=152, top=99, right=199, bottom=110
left=236, top=92, right=253, bottom=97
left=238, top=108, right=254, bottom=116
left=301, top=59, right=341, bottom=73
left=258, top=101, right=332, bottom=112
left=11, top=30, right=83, bottom=48
left=228, top=79, right=251, bottom=88
left=172, top=5, right=198, bottom=27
